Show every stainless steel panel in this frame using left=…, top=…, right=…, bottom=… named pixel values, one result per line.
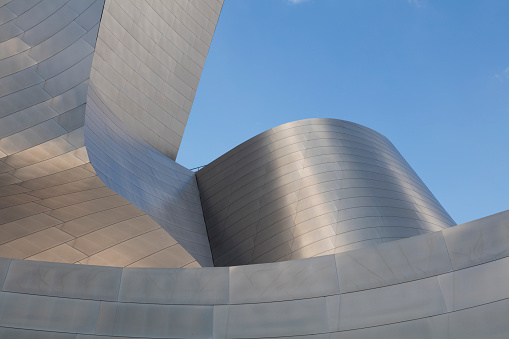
left=335, top=231, right=452, bottom=293
left=226, top=297, right=328, bottom=338
left=48, top=194, right=128, bottom=222
left=58, top=204, right=145, bottom=237
left=26, top=243, right=87, bottom=263
left=452, top=256, right=509, bottom=311
left=67, top=0, right=96, bottom=15
left=230, top=255, right=339, bottom=304
left=0, top=116, right=66, bottom=153
left=449, top=298, right=509, bottom=339
left=338, top=277, right=447, bottom=331
left=0, top=65, right=43, bottom=97
left=3, top=259, right=121, bottom=300
left=0, top=202, right=50, bottom=225
left=290, top=237, right=335, bottom=259
left=0, top=226, right=73, bottom=259
left=0, top=257, right=10, bottom=289
left=13, top=150, right=86, bottom=181
left=126, top=244, right=201, bottom=268
left=0, top=326, right=78, bottom=339
left=0, top=52, right=36, bottom=78
left=66, top=214, right=158, bottom=255
left=0, top=101, right=57, bottom=138
left=28, top=21, right=86, bottom=62
left=21, top=5, right=78, bottom=46
left=95, top=301, right=213, bottom=338
left=0, top=292, right=100, bottom=333
left=437, top=272, right=454, bottom=312
left=50, top=80, right=89, bottom=114
left=213, top=305, right=229, bottom=339
left=77, top=228, right=177, bottom=267
left=4, top=0, right=40, bottom=16
left=14, top=0, right=68, bottom=31
left=119, top=266, right=228, bottom=305
left=0, top=213, right=62, bottom=245
left=0, top=85, right=51, bottom=121
left=37, top=39, right=94, bottom=80
left=291, top=225, right=336, bottom=251
left=43, top=53, right=94, bottom=96
left=330, top=314, right=448, bottom=339
left=443, top=210, right=509, bottom=270
left=75, top=0, right=103, bottom=30
left=0, top=7, right=16, bottom=27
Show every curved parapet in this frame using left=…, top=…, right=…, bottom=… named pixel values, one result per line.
left=0, top=210, right=507, bottom=337
left=197, top=119, right=456, bottom=266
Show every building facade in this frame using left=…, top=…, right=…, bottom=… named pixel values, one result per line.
left=0, top=1, right=507, bottom=338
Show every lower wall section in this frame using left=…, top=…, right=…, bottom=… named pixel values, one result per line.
left=0, top=210, right=507, bottom=338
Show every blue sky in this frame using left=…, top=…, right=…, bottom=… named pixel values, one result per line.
left=178, top=0, right=509, bottom=225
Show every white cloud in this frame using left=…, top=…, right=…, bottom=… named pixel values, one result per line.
left=495, top=67, right=509, bottom=81
left=407, top=0, right=425, bottom=7
left=287, top=0, right=310, bottom=4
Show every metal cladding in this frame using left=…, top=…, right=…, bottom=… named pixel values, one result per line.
left=91, top=0, right=222, bottom=161
left=1, top=0, right=508, bottom=338
left=0, top=211, right=507, bottom=337
left=197, top=118, right=456, bottom=266
left=0, top=0, right=223, bottom=268
left=85, top=83, right=213, bottom=266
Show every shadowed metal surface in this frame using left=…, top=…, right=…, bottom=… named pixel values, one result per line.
left=0, top=0, right=223, bottom=268
left=197, top=118, right=456, bottom=266
left=85, top=83, right=213, bottom=266
left=1, top=0, right=508, bottom=338
left=82, top=0, right=223, bottom=266
left=0, top=211, right=506, bottom=338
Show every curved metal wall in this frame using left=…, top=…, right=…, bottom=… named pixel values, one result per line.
left=0, top=1, right=508, bottom=338
left=91, top=0, right=222, bottom=160
left=0, top=210, right=506, bottom=338
left=82, top=0, right=223, bottom=266
left=85, top=83, right=213, bottom=266
left=0, top=0, right=222, bottom=268
left=197, top=118, right=456, bottom=266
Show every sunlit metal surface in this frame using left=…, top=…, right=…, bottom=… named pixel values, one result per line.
left=0, top=0, right=223, bottom=268
left=197, top=118, right=456, bottom=266
left=90, top=0, right=221, bottom=161
left=85, top=83, right=213, bottom=266
left=1, top=0, right=508, bottom=338
left=0, top=211, right=506, bottom=337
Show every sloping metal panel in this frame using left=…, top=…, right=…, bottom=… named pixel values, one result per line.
left=0, top=0, right=223, bottom=268
left=197, top=118, right=456, bottom=266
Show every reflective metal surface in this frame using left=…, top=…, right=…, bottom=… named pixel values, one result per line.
left=197, top=118, right=456, bottom=266
left=1, top=1, right=508, bottom=338
left=0, top=212, right=504, bottom=337
left=0, top=0, right=222, bottom=268
left=91, top=0, right=221, bottom=161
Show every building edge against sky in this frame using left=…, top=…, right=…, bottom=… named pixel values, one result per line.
left=0, top=0, right=508, bottom=338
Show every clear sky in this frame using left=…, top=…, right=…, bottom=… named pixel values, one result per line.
left=178, top=0, right=509, bottom=225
